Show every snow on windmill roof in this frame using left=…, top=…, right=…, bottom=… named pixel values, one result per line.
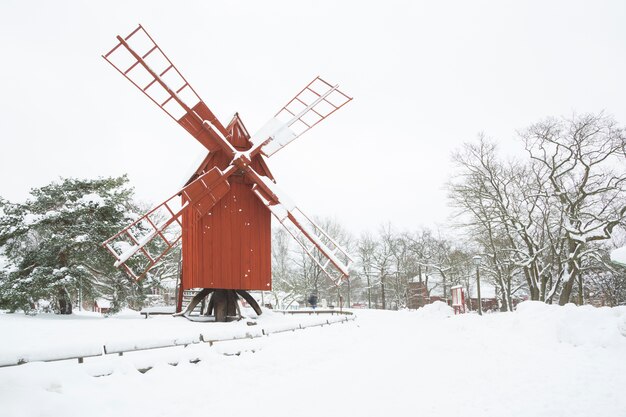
left=611, top=246, right=626, bottom=266
left=181, top=151, right=211, bottom=188
left=226, top=112, right=251, bottom=140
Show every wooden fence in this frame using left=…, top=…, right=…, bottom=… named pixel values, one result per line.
left=0, top=313, right=355, bottom=369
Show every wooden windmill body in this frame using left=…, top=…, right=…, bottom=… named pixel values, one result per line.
left=102, top=25, right=352, bottom=321
left=182, top=114, right=272, bottom=293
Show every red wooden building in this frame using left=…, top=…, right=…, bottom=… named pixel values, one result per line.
left=181, top=114, right=273, bottom=291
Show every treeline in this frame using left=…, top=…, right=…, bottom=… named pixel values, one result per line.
left=271, top=223, right=482, bottom=310
left=450, top=113, right=626, bottom=307
left=271, top=113, right=626, bottom=310
left=0, top=113, right=624, bottom=314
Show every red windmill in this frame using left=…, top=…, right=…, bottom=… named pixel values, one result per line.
left=101, top=25, right=353, bottom=321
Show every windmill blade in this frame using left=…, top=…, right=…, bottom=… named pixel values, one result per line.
left=103, top=25, right=227, bottom=153
left=103, top=166, right=235, bottom=280
left=249, top=76, right=352, bottom=157
left=248, top=172, right=352, bottom=285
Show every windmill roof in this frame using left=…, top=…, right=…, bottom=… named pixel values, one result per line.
left=184, top=113, right=274, bottom=187
left=226, top=112, right=251, bottom=141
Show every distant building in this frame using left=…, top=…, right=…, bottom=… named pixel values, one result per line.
left=468, top=283, right=499, bottom=312
left=93, top=298, right=111, bottom=314
left=146, top=277, right=178, bottom=306
left=407, top=274, right=516, bottom=312
left=407, top=282, right=429, bottom=309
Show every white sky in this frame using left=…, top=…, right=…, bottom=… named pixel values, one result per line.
left=1, top=0, right=625, bottom=235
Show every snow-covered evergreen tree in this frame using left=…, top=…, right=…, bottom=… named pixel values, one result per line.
left=0, top=176, right=142, bottom=314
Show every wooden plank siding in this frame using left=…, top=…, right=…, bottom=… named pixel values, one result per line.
left=181, top=114, right=272, bottom=291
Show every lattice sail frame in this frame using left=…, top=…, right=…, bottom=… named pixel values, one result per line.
left=250, top=76, right=352, bottom=157
left=103, top=167, right=233, bottom=280
left=251, top=176, right=353, bottom=286
left=103, top=25, right=227, bottom=153
left=103, top=25, right=199, bottom=121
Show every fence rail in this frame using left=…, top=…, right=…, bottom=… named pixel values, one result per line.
left=0, top=314, right=355, bottom=368
left=272, top=309, right=354, bottom=316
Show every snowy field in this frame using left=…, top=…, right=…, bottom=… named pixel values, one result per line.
left=1, top=302, right=626, bottom=417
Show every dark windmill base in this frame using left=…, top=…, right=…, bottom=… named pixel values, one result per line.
left=175, top=289, right=263, bottom=322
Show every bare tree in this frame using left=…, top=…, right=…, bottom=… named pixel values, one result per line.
left=287, top=217, right=353, bottom=307
left=449, top=138, right=539, bottom=308
left=383, top=228, right=416, bottom=309
left=356, top=232, right=377, bottom=308
left=448, top=114, right=626, bottom=307
left=373, top=224, right=394, bottom=309
left=269, top=228, right=300, bottom=308
left=522, top=114, right=626, bottom=304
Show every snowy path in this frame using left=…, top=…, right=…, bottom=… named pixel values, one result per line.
left=1, top=303, right=626, bottom=417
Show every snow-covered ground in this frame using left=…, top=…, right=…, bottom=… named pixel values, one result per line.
left=1, top=302, right=626, bottom=417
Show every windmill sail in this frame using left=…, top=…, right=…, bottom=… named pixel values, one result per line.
left=249, top=76, right=352, bottom=157
left=103, top=25, right=227, bottom=152
left=103, top=167, right=233, bottom=280
left=249, top=174, right=352, bottom=286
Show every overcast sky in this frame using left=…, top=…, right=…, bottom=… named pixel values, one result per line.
left=1, top=0, right=625, bottom=235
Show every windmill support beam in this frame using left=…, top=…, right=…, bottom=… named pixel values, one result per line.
left=175, top=289, right=261, bottom=322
